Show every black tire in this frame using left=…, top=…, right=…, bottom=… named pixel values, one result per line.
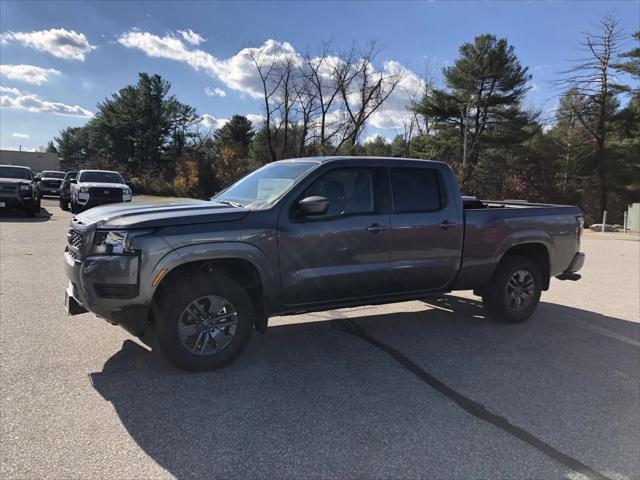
left=482, top=254, right=543, bottom=323
left=155, top=271, right=254, bottom=372
left=35, top=196, right=41, bottom=213
left=25, top=201, right=36, bottom=217
left=60, top=198, right=69, bottom=211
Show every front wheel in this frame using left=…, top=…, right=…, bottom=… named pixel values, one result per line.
left=482, top=254, right=542, bottom=323
left=155, top=272, right=254, bottom=372
left=60, top=198, right=69, bottom=211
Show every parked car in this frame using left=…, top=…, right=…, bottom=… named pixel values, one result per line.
left=39, top=170, right=66, bottom=197
left=0, top=164, right=41, bottom=217
left=64, top=157, right=585, bottom=371
left=58, top=171, right=78, bottom=211
left=69, top=169, right=132, bottom=213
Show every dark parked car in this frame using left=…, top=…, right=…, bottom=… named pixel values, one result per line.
left=69, top=169, right=132, bottom=213
left=59, top=171, right=78, bottom=211
left=39, top=170, right=66, bottom=197
left=64, top=157, right=585, bottom=371
left=0, top=164, right=41, bottom=217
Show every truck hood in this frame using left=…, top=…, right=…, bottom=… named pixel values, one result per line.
left=0, top=178, right=31, bottom=185
left=74, top=199, right=250, bottom=229
left=76, top=182, right=128, bottom=189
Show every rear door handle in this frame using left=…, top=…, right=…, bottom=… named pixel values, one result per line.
left=437, top=220, right=456, bottom=230
left=366, top=223, right=389, bottom=233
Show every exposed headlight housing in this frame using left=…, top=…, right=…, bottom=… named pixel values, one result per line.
left=19, top=184, right=30, bottom=191
left=80, top=187, right=89, bottom=193
left=93, top=231, right=128, bottom=255
left=91, top=230, right=152, bottom=255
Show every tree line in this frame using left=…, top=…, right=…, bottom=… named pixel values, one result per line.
left=50, top=15, right=639, bottom=223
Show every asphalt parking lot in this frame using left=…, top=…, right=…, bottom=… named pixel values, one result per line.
left=1, top=197, right=639, bottom=480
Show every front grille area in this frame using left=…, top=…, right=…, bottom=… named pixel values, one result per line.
left=67, top=229, right=85, bottom=259
left=88, top=187, right=122, bottom=198
left=42, top=180, right=62, bottom=188
left=0, top=184, right=18, bottom=193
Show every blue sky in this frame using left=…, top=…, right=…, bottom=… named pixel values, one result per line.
left=1, top=0, right=638, bottom=151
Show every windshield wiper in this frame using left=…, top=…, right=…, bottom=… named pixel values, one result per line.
left=216, top=199, right=244, bottom=208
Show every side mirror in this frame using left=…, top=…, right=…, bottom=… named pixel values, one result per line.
left=70, top=179, right=77, bottom=184
left=34, top=177, right=41, bottom=182
left=298, top=196, right=330, bottom=216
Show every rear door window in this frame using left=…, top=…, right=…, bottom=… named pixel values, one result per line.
left=390, top=168, right=442, bottom=213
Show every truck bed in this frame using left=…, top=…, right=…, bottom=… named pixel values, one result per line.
left=454, top=198, right=583, bottom=290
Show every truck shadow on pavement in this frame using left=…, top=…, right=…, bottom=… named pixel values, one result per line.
left=0, top=207, right=52, bottom=222
left=89, top=295, right=639, bottom=480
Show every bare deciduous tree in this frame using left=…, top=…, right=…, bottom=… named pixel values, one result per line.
left=556, top=14, right=624, bottom=212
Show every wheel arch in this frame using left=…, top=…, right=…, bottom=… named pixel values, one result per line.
left=497, top=241, right=551, bottom=290
left=150, top=243, right=274, bottom=332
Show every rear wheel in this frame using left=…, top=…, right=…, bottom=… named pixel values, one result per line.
left=155, top=272, right=254, bottom=372
left=482, top=254, right=542, bottom=323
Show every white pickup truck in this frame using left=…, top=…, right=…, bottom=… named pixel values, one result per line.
left=70, top=169, right=132, bottom=213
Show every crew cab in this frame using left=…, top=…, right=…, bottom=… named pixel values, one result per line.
left=39, top=170, right=66, bottom=197
left=0, top=164, right=41, bottom=217
left=69, top=169, right=131, bottom=213
left=63, top=157, right=585, bottom=371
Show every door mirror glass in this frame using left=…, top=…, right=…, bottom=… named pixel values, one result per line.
left=70, top=179, right=77, bottom=184
left=298, top=196, right=330, bottom=216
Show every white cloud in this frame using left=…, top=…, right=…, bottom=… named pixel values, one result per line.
left=1, top=92, right=92, bottom=117
left=0, top=85, right=21, bottom=95
left=363, top=134, right=390, bottom=144
left=0, top=64, right=61, bottom=85
left=2, top=28, right=95, bottom=61
left=11, top=132, right=29, bottom=139
left=204, top=86, right=226, bottom=97
left=199, top=114, right=228, bottom=130
left=178, top=29, right=205, bottom=46
left=117, top=32, right=425, bottom=130
left=368, top=61, right=425, bottom=129
left=245, top=113, right=265, bottom=125
left=118, top=32, right=299, bottom=99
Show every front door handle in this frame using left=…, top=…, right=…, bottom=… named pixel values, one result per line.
left=437, top=220, right=456, bottom=230
left=366, top=223, right=389, bottom=233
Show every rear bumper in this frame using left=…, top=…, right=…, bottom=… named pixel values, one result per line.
left=556, top=252, right=585, bottom=281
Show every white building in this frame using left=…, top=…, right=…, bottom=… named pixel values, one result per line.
left=0, top=150, right=60, bottom=172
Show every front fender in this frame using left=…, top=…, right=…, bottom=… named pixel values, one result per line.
left=150, top=242, right=278, bottom=312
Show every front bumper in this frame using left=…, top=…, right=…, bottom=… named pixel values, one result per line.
left=77, top=196, right=132, bottom=209
left=40, top=186, right=61, bottom=195
left=556, top=252, right=585, bottom=281
left=64, top=250, right=148, bottom=335
left=0, top=192, right=31, bottom=209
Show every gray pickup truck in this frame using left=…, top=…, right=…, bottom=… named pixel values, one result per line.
left=64, top=157, right=585, bottom=371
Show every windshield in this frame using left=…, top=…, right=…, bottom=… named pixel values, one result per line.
left=79, top=171, right=123, bottom=184
left=42, top=171, right=65, bottom=179
left=214, top=162, right=317, bottom=208
left=0, top=166, right=31, bottom=180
